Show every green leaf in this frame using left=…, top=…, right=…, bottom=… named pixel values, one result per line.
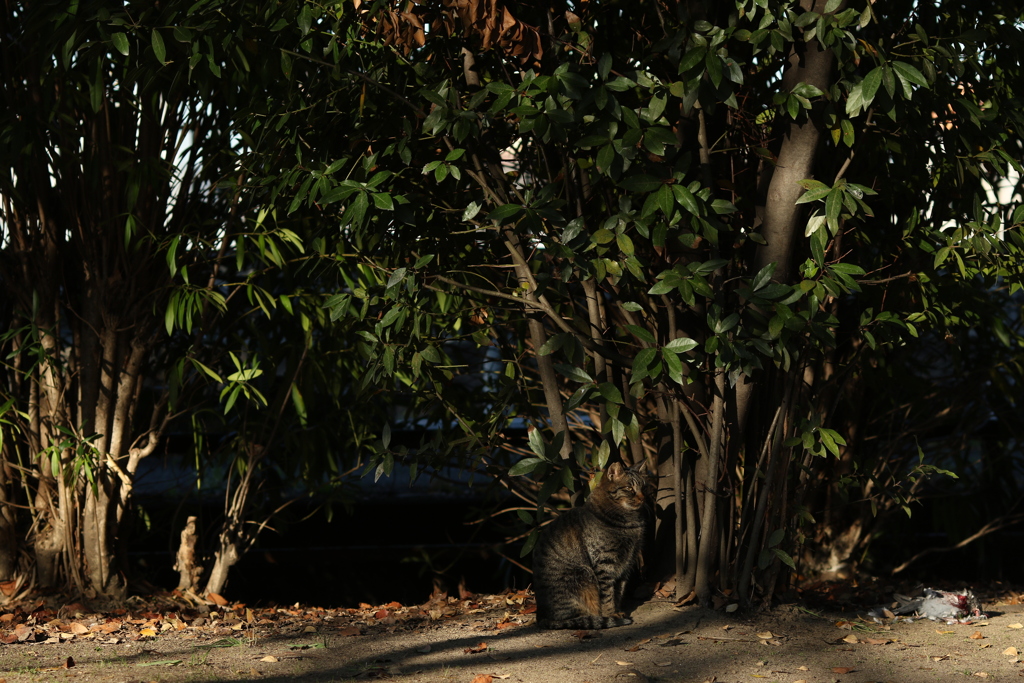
left=845, top=81, right=868, bottom=116
left=862, top=66, right=883, bottom=103
left=825, top=187, right=842, bottom=234
left=631, top=347, right=657, bottom=382
left=298, top=4, right=313, bottom=36
left=487, top=204, right=523, bottom=223
left=386, top=267, right=407, bottom=289
left=672, top=184, right=701, bottom=215
left=509, top=457, right=545, bottom=476
left=151, top=28, right=166, bottom=64
left=791, top=82, right=825, bottom=99
left=892, top=60, right=929, bottom=90
left=772, top=548, right=797, bottom=570
left=112, top=32, right=130, bottom=56
left=751, top=262, right=777, bottom=291
left=555, top=364, right=594, bottom=383
left=619, top=174, right=664, bottom=192
left=664, top=337, right=698, bottom=353
left=598, top=382, right=624, bottom=404
left=625, top=324, right=656, bottom=344
left=677, top=45, right=707, bottom=73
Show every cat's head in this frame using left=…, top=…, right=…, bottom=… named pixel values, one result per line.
left=600, top=462, right=647, bottom=511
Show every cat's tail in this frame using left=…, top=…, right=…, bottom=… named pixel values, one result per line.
left=537, top=615, right=633, bottom=630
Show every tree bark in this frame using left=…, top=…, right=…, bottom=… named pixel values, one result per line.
left=755, top=0, right=836, bottom=284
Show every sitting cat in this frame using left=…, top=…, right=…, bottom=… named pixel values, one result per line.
left=533, top=462, right=648, bottom=630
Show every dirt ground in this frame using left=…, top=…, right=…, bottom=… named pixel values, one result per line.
left=2, top=589, right=1024, bottom=683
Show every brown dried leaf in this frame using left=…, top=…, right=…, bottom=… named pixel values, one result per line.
left=470, top=676, right=493, bottom=683
left=842, top=634, right=859, bottom=644
left=69, top=622, right=90, bottom=635
left=1004, top=647, right=1019, bottom=656
left=207, top=592, right=229, bottom=606
left=1008, top=623, right=1024, bottom=629
left=260, top=656, right=279, bottom=663
left=832, top=667, right=855, bottom=674
left=464, top=642, right=488, bottom=654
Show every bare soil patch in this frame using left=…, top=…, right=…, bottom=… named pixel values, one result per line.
left=2, top=587, right=1024, bottom=682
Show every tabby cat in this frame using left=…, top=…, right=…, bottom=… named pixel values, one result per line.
left=533, top=462, right=648, bottom=630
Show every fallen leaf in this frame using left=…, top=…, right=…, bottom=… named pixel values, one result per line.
left=1005, top=647, right=1019, bottom=656
left=932, top=655, right=950, bottom=662
left=1009, top=623, right=1024, bottom=629
left=69, top=622, right=90, bottom=635
left=207, top=592, right=229, bottom=606
left=470, top=676, right=493, bottom=683
left=137, top=660, right=183, bottom=667
left=831, top=667, right=855, bottom=674
left=616, top=660, right=634, bottom=666
left=725, top=603, right=739, bottom=612
left=14, top=624, right=33, bottom=642
left=338, top=626, right=361, bottom=637
left=374, top=610, right=389, bottom=620
left=969, top=631, right=985, bottom=639
left=974, top=673, right=988, bottom=678
left=655, top=661, right=671, bottom=667
left=842, top=634, right=859, bottom=644
left=936, top=629, right=954, bottom=634
left=139, top=628, right=158, bottom=637
left=756, top=631, right=775, bottom=640
left=63, top=657, right=75, bottom=669
left=260, top=656, right=279, bottom=663
left=979, top=642, right=992, bottom=649
left=464, top=642, right=488, bottom=654
left=798, top=665, right=809, bottom=671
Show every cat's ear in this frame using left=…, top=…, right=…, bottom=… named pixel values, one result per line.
left=606, top=462, right=625, bottom=481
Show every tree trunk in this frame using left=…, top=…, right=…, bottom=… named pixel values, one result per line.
left=174, top=516, right=204, bottom=592
left=755, top=0, right=836, bottom=283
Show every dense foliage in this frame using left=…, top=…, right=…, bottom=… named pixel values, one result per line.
left=1, top=0, right=1023, bottom=604
left=246, top=0, right=1024, bottom=603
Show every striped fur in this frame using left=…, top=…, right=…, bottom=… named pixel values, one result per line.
left=533, top=463, right=647, bottom=630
